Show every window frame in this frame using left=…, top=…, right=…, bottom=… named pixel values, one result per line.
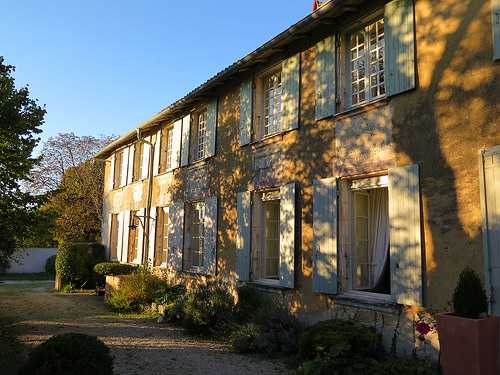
left=159, top=125, right=175, bottom=174
left=154, top=206, right=169, bottom=267
left=184, top=201, right=206, bottom=273
left=193, top=109, right=208, bottom=162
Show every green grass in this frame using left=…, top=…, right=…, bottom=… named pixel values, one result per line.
left=0, top=281, right=54, bottom=296
left=0, top=273, right=54, bottom=281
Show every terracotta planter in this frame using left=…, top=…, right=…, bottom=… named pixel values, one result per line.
left=438, top=313, right=499, bottom=375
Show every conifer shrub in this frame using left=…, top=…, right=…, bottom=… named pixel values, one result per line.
left=452, top=266, right=488, bottom=319
left=94, top=262, right=137, bottom=277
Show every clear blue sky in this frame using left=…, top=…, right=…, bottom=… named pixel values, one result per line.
left=0, top=1, right=310, bottom=147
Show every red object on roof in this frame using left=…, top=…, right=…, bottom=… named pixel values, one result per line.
left=312, top=0, right=320, bottom=12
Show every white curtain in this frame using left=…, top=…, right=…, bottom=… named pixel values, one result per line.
left=368, top=189, right=390, bottom=287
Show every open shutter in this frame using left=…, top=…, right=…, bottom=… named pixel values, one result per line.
left=153, top=130, right=161, bottom=176
left=206, top=100, right=217, bottom=158
left=236, top=191, right=251, bottom=281
left=116, top=212, right=124, bottom=262
left=313, top=177, right=338, bottom=294
left=493, top=0, right=500, bottom=60
left=122, top=147, right=130, bottom=187
left=204, top=196, right=218, bottom=275
left=108, top=155, right=115, bottom=191
left=135, top=208, right=145, bottom=264
left=180, top=114, right=191, bottom=166
left=279, top=183, right=296, bottom=288
left=121, top=211, right=130, bottom=263
left=389, top=163, right=422, bottom=306
left=171, top=119, right=182, bottom=169
left=239, top=80, right=253, bottom=146
left=141, top=138, right=151, bottom=180
left=281, top=54, right=300, bottom=132
left=127, top=145, right=135, bottom=184
left=385, top=0, right=416, bottom=96
left=315, top=35, right=336, bottom=120
left=147, top=207, right=157, bottom=266
left=168, top=201, right=184, bottom=271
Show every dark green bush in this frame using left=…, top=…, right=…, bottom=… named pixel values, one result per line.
left=94, top=262, right=138, bottom=276
left=106, top=268, right=168, bottom=312
left=55, top=242, right=105, bottom=288
left=452, top=266, right=488, bottom=319
left=230, top=323, right=261, bottom=353
left=155, top=284, right=187, bottom=313
left=18, top=333, right=113, bottom=375
left=181, top=279, right=236, bottom=335
left=235, top=285, right=267, bottom=322
left=45, top=255, right=56, bottom=276
left=298, top=320, right=383, bottom=361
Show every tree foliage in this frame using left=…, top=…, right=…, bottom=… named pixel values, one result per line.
left=0, top=56, right=45, bottom=268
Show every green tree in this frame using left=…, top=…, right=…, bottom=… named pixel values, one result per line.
left=0, top=56, right=45, bottom=269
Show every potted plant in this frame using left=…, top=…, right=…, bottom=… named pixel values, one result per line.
left=438, top=267, right=498, bottom=375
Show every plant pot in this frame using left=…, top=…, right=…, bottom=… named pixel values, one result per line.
left=438, top=313, right=499, bottom=375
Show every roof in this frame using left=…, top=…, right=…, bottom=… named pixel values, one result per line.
left=95, top=0, right=361, bottom=159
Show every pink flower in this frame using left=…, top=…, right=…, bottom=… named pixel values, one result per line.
left=416, top=321, right=431, bottom=337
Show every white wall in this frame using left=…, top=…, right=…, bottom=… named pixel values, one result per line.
left=6, top=248, right=57, bottom=274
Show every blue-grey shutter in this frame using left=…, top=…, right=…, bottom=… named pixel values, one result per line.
left=239, top=80, right=253, bottom=146
left=385, top=0, right=416, bottom=96
left=236, top=191, right=251, bottom=281
left=493, top=0, right=500, bottom=60
left=315, top=35, right=336, bottom=120
left=312, top=177, right=338, bottom=294
left=206, top=100, right=217, bottom=157
left=279, top=182, right=296, bottom=288
left=180, top=114, right=191, bottom=167
left=168, top=201, right=184, bottom=271
left=203, top=196, right=218, bottom=275
left=389, top=164, right=422, bottom=306
left=281, top=54, right=300, bottom=131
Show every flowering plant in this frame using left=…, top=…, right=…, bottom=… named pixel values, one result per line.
left=415, top=311, right=436, bottom=341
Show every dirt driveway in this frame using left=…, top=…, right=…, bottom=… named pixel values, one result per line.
left=0, top=281, right=291, bottom=375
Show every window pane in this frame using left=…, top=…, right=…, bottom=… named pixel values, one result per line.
left=196, top=111, right=207, bottom=160
left=263, top=200, right=280, bottom=279
left=263, top=70, right=282, bottom=136
left=190, top=202, right=205, bottom=267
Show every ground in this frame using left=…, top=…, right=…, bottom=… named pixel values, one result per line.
left=0, top=279, right=291, bottom=375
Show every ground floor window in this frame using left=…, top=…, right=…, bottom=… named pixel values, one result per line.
left=252, top=190, right=281, bottom=282
left=185, top=201, right=206, bottom=270
left=154, top=207, right=169, bottom=267
left=127, top=210, right=140, bottom=263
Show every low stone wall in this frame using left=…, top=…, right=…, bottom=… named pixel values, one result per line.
left=6, top=248, right=56, bottom=274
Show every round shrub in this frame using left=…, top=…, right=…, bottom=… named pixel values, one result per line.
left=19, top=333, right=113, bottom=375
left=94, top=262, right=138, bottom=277
left=298, top=319, right=383, bottom=361
left=45, top=255, right=57, bottom=277
left=106, top=268, right=168, bottom=312
left=453, top=266, right=488, bottom=319
left=182, top=279, right=236, bottom=335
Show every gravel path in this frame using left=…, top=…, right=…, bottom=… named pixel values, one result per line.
left=0, top=282, right=291, bottom=375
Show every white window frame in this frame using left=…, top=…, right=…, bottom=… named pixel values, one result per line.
left=195, top=110, right=207, bottom=161
left=164, top=126, right=174, bottom=172
left=186, top=201, right=206, bottom=273
left=348, top=17, right=386, bottom=108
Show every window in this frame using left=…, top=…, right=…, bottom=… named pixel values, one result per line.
left=159, top=126, right=174, bottom=173
left=109, top=214, right=119, bottom=260
left=154, top=207, right=169, bottom=266
left=113, top=149, right=124, bottom=189
left=252, top=190, right=281, bottom=282
left=349, top=18, right=385, bottom=106
left=186, top=201, right=205, bottom=270
left=196, top=110, right=207, bottom=161
left=128, top=210, right=140, bottom=263
left=342, top=176, right=390, bottom=295
left=132, top=142, right=144, bottom=182
left=254, top=66, right=283, bottom=139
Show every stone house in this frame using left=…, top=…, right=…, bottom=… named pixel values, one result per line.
left=95, top=0, right=500, bottom=356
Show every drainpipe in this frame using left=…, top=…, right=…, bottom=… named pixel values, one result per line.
left=136, top=128, right=156, bottom=267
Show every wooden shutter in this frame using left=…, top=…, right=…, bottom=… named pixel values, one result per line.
left=181, top=114, right=191, bottom=166
left=121, top=147, right=130, bottom=187
left=281, top=54, right=300, bottom=132
left=168, top=201, right=184, bottom=271
left=279, top=183, right=296, bottom=288
left=153, top=130, right=161, bottom=176
left=148, top=207, right=158, bottom=266
left=108, top=154, right=115, bottom=191
left=203, top=197, right=218, bottom=275
left=236, top=191, right=252, bottom=281
left=141, top=139, right=151, bottom=180
left=136, top=208, right=145, bottom=264
left=109, top=214, right=119, bottom=260
left=206, top=100, right=217, bottom=158
left=116, top=212, right=123, bottom=262
left=130, top=143, right=139, bottom=182
left=239, top=80, right=253, bottom=146
left=315, top=35, right=336, bottom=120
left=480, top=146, right=500, bottom=313
left=171, top=119, right=183, bottom=169
left=385, top=0, right=416, bottom=96
left=121, top=211, right=130, bottom=263
left=388, top=164, right=422, bottom=306
left=313, top=177, right=338, bottom=294
left=493, top=0, right=500, bottom=60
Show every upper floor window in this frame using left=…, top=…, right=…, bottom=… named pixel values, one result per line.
left=349, top=18, right=385, bottom=106
left=159, top=126, right=174, bottom=173
left=132, top=142, right=144, bottom=182
left=113, top=149, right=124, bottom=189
left=253, top=65, right=283, bottom=140
left=195, top=110, right=207, bottom=161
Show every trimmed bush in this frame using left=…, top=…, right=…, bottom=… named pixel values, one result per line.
left=452, top=266, right=488, bottom=319
left=181, top=279, right=236, bottom=335
left=94, top=262, right=138, bottom=277
left=19, top=333, right=113, bottom=375
left=298, top=319, right=383, bottom=361
left=106, top=268, right=168, bottom=312
left=55, top=242, right=105, bottom=288
left=45, top=255, right=56, bottom=277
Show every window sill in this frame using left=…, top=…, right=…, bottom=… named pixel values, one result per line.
left=247, top=280, right=289, bottom=290
left=155, top=169, right=176, bottom=178
left=332, top=291, right=399, bottom=314
left=335, top=98, right=388, bottom=121
left=248, top=127, right=297, bottom=150
left=187, top=156, right=213, bottom=169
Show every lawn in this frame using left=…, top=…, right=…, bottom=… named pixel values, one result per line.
left=0, top=272, right=54, bottom=281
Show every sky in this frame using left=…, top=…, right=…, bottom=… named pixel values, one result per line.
left=0, top=1, right=310, bottom=150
